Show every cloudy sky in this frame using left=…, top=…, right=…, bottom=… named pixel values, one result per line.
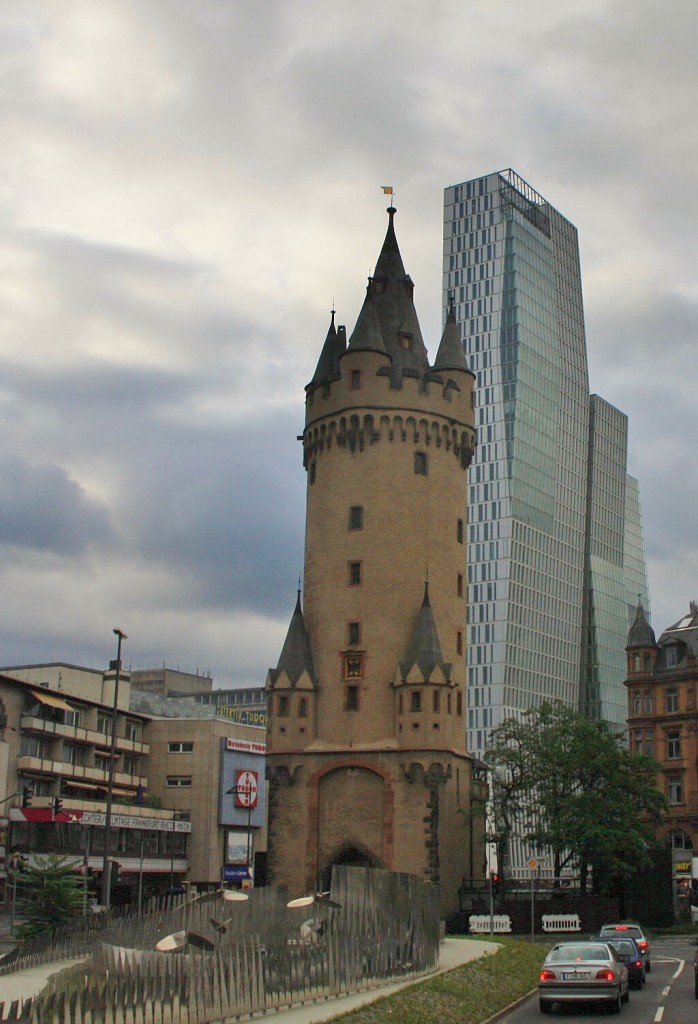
left=1, top=0, right=696, bottom=686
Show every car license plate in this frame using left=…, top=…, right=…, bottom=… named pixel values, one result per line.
left=562, top=971, right=590, bottom=980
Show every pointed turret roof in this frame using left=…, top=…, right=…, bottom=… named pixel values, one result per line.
left=346, top=294, right=388, bottom=356
left=269, top=591, right=317, bottom=688
left=351, top=206, right=430, bottom=385
left=399, top=583, right=452, bottom=681
left=434, top=303, right=469, bottom=373
left=308, top=310, right=345, bottom=388
left=626, top=599, right=657, bottom=649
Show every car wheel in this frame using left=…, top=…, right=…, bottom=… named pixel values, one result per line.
left=694, top=973, right=698, bottom=999
left=609, top=991, right=622, bottom=1013
left=621, top=987, right=629, bottom=1003
left=645, top=961, right=651, bottom=973
left=539, top=999, right=552, bottom=1014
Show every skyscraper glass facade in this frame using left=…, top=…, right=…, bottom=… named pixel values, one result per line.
left=443, top=170, right=650, bottom=766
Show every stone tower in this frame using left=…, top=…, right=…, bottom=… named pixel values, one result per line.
left=265, top=207, right=486, bottom=917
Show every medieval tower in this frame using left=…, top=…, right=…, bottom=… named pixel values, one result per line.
left=265, top=206, right=486, bottom=917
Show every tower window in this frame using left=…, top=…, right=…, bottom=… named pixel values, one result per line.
left=414, top=451, right=428, bottom=476
left=457, top=518, right=464, bottom=544
left=457, top=573, right=463, bottom=597
left=348, top=621, right=361, bottom=645
left=350, top=369, right=362, bottom=390
left=457, top=690, right=463, bottom=716
left=298, top=697, right=307, bottom=718
left=410, top=690, right=422, bottom=712
left=457, top=631, right=463, bottom=655
left=344, top=654, right=363, bottom=679
left=349, top=505, right=364, bottom=530
left=278, top=694, right=289, bottom=717
left=309, top=462, right=316, bottom=485
left=348, top=561, right=362, bottom=586
left=345, top=686, right=359, bottom=711
left=433, top=690, right=440, bottom=713
left=399, top=333, right=412, bottom=350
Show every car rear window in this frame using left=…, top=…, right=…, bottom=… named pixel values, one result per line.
left=607, top=940, right=636, bottom=956
left=549, top=944, right=609, bottom=962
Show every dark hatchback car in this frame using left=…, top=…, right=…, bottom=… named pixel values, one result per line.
left=591, top=934, right=645, bottom=988
left=597, top=923, right=651, bottom=973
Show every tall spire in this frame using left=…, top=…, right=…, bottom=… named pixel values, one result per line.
left=309, top=310, right=345, bottom=388
left=398, top=582, right=452, bottom=681
left=434, top=302, right=469, bottom=373
left=269, top=590, right=317, bottom=687
left=626, top=598, right=656, bottom=649
left=354, top=205, right=430, bottom=384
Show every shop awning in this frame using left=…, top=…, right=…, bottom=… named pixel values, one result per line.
left=66, top=780, right=100, bottom=791
left=30, top=690, right=73, bottom=712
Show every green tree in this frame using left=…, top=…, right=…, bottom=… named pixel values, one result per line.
left=13, top=854, right=85, bottom=944
left=485, top=701, right=665, bottom=893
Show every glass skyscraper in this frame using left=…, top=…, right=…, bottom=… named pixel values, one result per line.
left=443, top=170, right=650, bottom=767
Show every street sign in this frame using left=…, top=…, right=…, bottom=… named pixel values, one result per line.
left=527, top=856, right=539, bottom=870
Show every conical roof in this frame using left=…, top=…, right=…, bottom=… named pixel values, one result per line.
left=308, top=311, right=345, bottom=387
left=434, top=304, right=469, bottom=373
left=354, top=207, right=430, bottom=385
left=399, top=583, right=452, bottom=680
left=269, top=591, right=317, bottom=687
left=346, top=295, right=388, bottom=356
left=626, top=599, right=656, bottom=649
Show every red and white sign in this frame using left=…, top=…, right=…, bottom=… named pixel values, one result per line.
left=234, top=770, right=258, bottom=809
left=226, top=737, right=266, bottom=755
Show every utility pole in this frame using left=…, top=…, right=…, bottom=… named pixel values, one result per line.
left=100, top=628, right=127, bottom=911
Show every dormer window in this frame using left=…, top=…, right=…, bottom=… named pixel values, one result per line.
left=399, top=333, right=413, bottom=350
left=666, top=646, right=678, bottom=668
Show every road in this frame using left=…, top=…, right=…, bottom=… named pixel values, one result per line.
left=497, top=937, right=696, bottom=1024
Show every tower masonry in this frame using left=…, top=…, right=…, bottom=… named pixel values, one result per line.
left=265, top=207, right=486, bottom=917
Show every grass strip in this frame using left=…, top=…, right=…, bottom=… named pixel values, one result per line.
left=325, top=937, right=547, bottom=1024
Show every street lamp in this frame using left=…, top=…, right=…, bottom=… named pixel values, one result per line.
left=100, top=628, right=127, bottom=911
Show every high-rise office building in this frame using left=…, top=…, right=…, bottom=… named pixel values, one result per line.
left=443, top=170, right=650, bottom=772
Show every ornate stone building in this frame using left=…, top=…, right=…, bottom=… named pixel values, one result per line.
left=625, top=601, right=698, bottom=889
left=265, top=207, right=487, bottom=917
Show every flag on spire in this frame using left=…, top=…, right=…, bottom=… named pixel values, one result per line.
left=381, top=186, right=394, bottom=195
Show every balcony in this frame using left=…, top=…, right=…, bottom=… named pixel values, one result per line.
left=20, top=714, right=148, bottom=755
left=16, top=754, right=148, bottom=793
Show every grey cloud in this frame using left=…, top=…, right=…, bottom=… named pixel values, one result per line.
left=0, top=455, right=114, bottom=555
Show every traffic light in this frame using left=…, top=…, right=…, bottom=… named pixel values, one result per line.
left=21, top=785, right=33, bottom=808
left=490, top=871, right=501, bottom=895
left=52, top=796, right=63, bottom=815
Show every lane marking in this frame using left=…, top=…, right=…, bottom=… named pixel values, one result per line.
left=654, top=1006, right=664, bottom=1022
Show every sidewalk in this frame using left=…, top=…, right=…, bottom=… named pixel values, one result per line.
left=0, top=936, right=499, bottom=1020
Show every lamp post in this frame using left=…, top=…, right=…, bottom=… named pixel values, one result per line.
left=100, top=628, right=127, bottom=911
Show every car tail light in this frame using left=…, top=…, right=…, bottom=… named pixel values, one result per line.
left=539, top=970, right=556, bottom=982
left=615, top=925, right=629, bottom=930
left=638, top=940, right=648, bottom=950
left=632, top=960, right=642, bottom=969
left=595, top=969, right=616, bottom=982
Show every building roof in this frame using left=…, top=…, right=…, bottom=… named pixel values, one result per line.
left=308, top=311, right=346, bottom=387
left=433, top=304, right=470, bottom=374
left=268, top=591, right=317, bottom=688
left=398, top=583, right=452, bottom=682
left=349, top=207, right=430, bottom=386
left=626, top=600, right=657, bottom=649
